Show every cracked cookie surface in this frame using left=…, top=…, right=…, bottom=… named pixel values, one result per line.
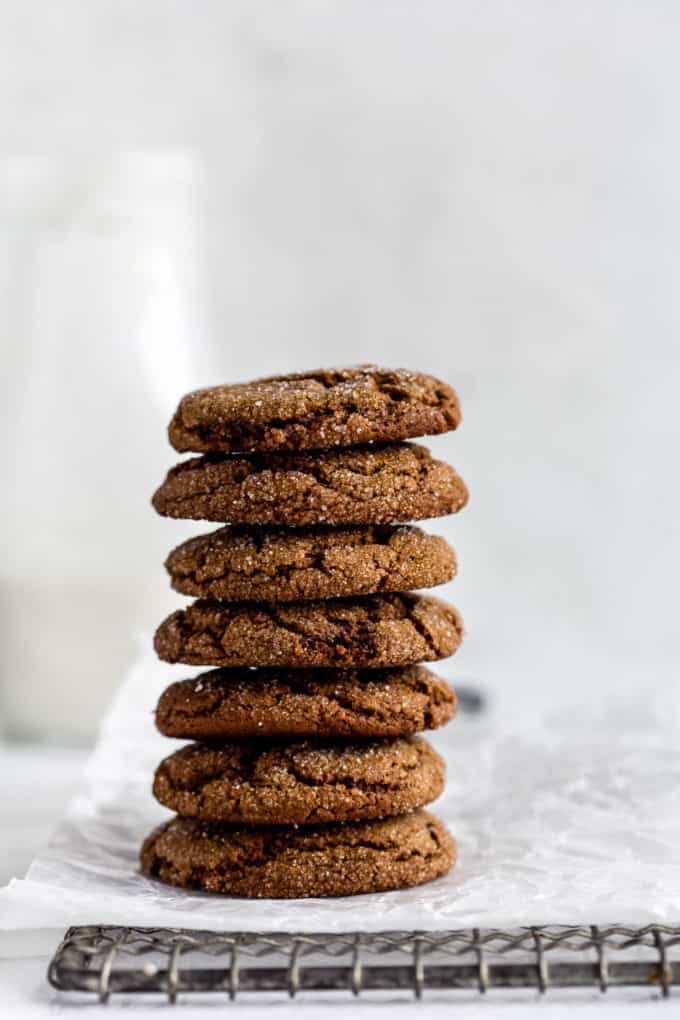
left=155, top=665, right=456, bottom=740
left=152, top=736, right=444, bottom=824
left=165, top=524, right=456, bottom=602
left=151, top=442, right=468, bottom=526
left=168, top=365, right=461, bottom=453
left=141, top=809, right=456, bottom=897
left=153, top=593, right=463, bottom=668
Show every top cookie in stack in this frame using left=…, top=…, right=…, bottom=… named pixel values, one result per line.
left=165, top=365, right=462, bottom=453
left=143, top=366, right=468, bottom=899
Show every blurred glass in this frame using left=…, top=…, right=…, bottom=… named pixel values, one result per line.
left=0, top=150, right=212, bottom=742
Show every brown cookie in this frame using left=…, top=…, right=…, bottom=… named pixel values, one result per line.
left=141, top=810, right=456, bottom=898
left=168, top=365, right=461, bottom=454
left=153, top=593, right=463, bottom=668
left=155, top=665, right=456, bottom=740
left=165, top=524, right=456, bottom=602
left=152, top=736, right=444, bottom=825
left=151, top=442, right=468, bottom=527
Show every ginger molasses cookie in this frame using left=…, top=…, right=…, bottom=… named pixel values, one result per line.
left=153, top=593, right=463, bottom=669
left=165, top=524, right=456, bottom=602
left=151, top=443, right=468, bottom=527
left=168, top=365, right=461, bottom=454
left=141, top=810, right=456, bottom=898
left=152, top=736, right=444, bottom=825
left=155, top=665, right=456, bottom=740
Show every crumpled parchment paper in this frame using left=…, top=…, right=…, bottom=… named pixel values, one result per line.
left=2, top=644, right=680, bottom=931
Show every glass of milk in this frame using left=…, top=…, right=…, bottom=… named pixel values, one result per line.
left=0, top=150, right=213, bottom=741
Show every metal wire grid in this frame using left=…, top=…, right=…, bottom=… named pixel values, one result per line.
left=48, top=924, right=679, bottom=1002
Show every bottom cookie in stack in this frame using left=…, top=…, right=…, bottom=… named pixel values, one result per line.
left=141, top=810, right=456, bottom=899
left=141, top=666, right=457, bottom=898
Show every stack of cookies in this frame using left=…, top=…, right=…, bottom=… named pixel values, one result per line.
left=141, top=366, right=468, bottom=899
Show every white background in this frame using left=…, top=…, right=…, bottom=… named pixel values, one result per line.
left=0, top=3, right=679, bottom=730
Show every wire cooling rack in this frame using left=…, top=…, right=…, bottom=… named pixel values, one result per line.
left=48, top=924, right=679, bottom=1002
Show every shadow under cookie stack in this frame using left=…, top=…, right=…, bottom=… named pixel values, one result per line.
left=142, top=366, right=468, bottom=899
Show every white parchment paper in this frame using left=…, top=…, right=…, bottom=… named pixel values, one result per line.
left=2, top=645, right=680, bottom=931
